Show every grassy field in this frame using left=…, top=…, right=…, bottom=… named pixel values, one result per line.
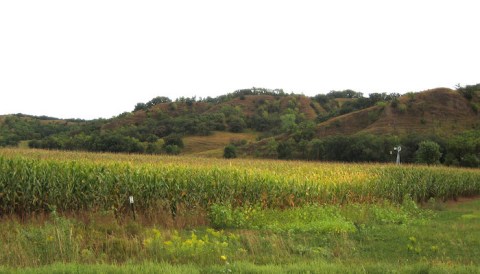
left=0, top=148, right=479, bottom=272
left=0, top=197, right=479, bottom=272
left=182, top=131, right=257, bottom=156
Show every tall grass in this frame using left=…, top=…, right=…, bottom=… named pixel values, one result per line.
left=1, top=197, right=480, bottom=269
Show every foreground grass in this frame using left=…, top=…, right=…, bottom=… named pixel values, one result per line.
left=2, top=261, right=480, bottom=274
left=0, top=198, right=479, bottom=272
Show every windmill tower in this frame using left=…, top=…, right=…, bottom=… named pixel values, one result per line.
left=393, top=145, right=401, bottom=164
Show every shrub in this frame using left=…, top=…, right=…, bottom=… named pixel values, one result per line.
left=163, top=135, right=184, bottom=148
left=397, top=103, right=407, bottom=113
left=223, top=145, right=237, bottom=159
left=164, top=145, right=180, bottom=155
left=145, top=142, right=163, bottom=154
left=230, top=138, right=247, bottom=147
left=227, top=117, right=246, bottom=133
left=208, top=204, right=246, bottom=229
left=391, top=99, right=399, bottom=108
left=471, top=103, right=479, bottom=114
left=376, top=101, right=387, bottom=107
left=168, top=102, right=178, bottom=111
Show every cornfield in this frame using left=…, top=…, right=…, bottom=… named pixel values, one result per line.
left=0, top=148, right=479, bottom=215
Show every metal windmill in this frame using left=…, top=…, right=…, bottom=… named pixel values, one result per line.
left=393, top=145, right=401, bottom=164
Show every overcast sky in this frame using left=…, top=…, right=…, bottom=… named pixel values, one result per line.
left=1, top=1, right=478, bottom=120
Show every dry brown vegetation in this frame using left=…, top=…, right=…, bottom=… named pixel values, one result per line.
left=316, top=88, right=479, bottom=138
left=182, top=131, right=257, bottom=155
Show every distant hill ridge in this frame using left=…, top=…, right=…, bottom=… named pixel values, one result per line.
left=104, top=86, right=479, bottom=138
left=1, top=85, right=479, bottom=163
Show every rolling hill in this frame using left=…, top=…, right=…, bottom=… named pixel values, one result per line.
left=1, top=85, right=479, bottom=163
left=315, top=88, right=480, bottom=138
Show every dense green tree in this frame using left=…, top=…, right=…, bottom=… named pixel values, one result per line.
left=280, top=113, right=297, bottom=133
left=308, top=139, right=324, bottom=160
left=460, top=154, right=480, bottom=168
left=327, top=89, right=363, bottom=99
left=164, top=144, right=180, bottom=155
left=296, top=139, right=310, bottom=159
left=415, top=141, right=442, bottom=165
left=277, top=138, right=295, bottom=159
left=456, top=83, right=480, bottom=100
left=144, top=134, right=159, bottom=143
left=444, top=152, right=460, bottom=166
left=399, top=134, right=424, bottom=163
left=163, top=134, right=184, bottom=148
left=147, top=96, right=171, bottom=107
left=322, top=135, right=351, bottom=161
left=134, top=103, right=147, bottom=112
left=221, top=105, right=242, bottom=118
left=145, top=143, right=158, bottom=154
left=92, top=134, right=144, bottom=153
left=264, top=138, right=278, bottom=158
left=445, top=130, right=480, bottom=167
left=227, top=117, right=246, bottom=133
left=293, top=121, right=316, bottom=142
left=0, top=134, right=21, bottom=147
left=204, top=113, right=226, bottom=131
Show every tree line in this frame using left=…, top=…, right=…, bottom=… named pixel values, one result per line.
left=231, top=130, right=480, bottom=168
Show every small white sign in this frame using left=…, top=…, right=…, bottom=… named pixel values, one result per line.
left=129, top=196, right=134, bottom=204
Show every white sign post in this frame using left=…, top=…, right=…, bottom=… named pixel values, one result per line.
left=129, top=195, right=136, bottom=220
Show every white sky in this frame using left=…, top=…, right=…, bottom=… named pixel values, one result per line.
left=0, top=0, right=478, bottom=120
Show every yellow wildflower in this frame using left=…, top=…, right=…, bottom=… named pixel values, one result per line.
left=143, top=238, right=152, bottom=247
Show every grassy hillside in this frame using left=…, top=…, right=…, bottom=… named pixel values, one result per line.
left=114, top=87, right=478, bottom=141
left=0, top=114, right=85, bottom=147
left=238, top=87, right=480, bottom=165
left=189, top=94, right=321, bottom=119
left=103, top=94, right=322, bottom=131
left=315, top=88, right=480, bottom=138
